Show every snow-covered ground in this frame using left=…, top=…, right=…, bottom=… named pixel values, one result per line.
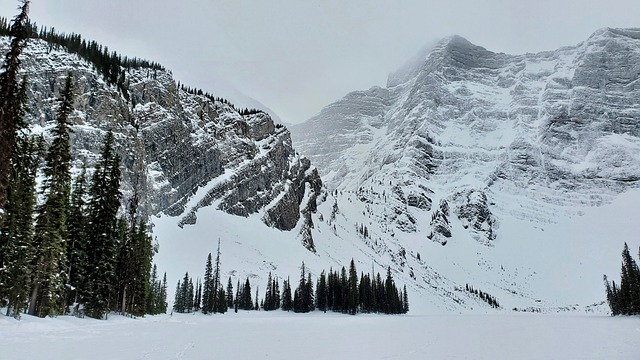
left=1, top=312, right=638, bottom=359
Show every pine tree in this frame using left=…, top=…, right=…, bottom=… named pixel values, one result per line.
left=241, top=278, right=252, bottom=310
left=0, top=1, right=30, bottom=226
left=159, top=272, right=168, bottom=314
left=202, top=253, right=213, bottom=314
left=281, top=277, right=292, bottom=311
left=348, top=259, right=358, bottom=315
left=193, top=278, right=201, bottom=312
left=403, top=285, right=409, bottom=314
left=234, top=279, right=240, bottom=313
left=29, top=73, right=74, bottom=317
left=212, top=239, right=222, bottom=313
left=216, top=287, right=227, bottom=313
left=226, top=276, right=234, bottom=308
left=173, top=280, right=182, bottom=313
left=0, top=133, right=39, bottom=318
left=84, top=131, right=121, bottom=319
left=619, top=243, right=640, bottom=314
left=316, top=270, right=327, bottom=312
left=147, top=264, right=159, bottom=314
left=264, top=272, right=274, bottom=311
left=65, top=164, right=88, bottom=310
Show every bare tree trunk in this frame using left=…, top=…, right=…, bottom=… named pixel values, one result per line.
left=121, top=285, right=127, bottom=315
left=28, top=283, right=39, bottom=316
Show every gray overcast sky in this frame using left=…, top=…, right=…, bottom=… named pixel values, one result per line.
left=1, top=1, right=639, bottom=123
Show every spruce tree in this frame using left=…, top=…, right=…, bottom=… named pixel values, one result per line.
left=316, top=270, right=327, bottom=312
left=281, top=277, right=292, bottom=311
left=202, top=253, right=213, bottom=314
left=212, top=239, right=222, bottom=312
left=84, top=131, right=121, bottom=319
left=348, top=259, right=358, bottom=315
left=147, top=264, right=159, bottom=314
left=226, top=276, right=233, bottom=308
left=403, top=285, right=409, bottom=314
left=264, top=272, right=273, bottom=311
left=29, top=73, right=74, bottom=317
left=0, top=1, right=30, bottom=226
left=0, top=133, right=39, bottom=318
left=66, top=164, right=88, bottom=309
left=160, top=272, right=168, bottom=313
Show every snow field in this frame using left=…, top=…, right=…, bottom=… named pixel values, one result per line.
left=1, top=312, right=638, bottom=360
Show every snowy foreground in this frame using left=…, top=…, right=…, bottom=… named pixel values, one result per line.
left=1, top=312, right=638, bottom=360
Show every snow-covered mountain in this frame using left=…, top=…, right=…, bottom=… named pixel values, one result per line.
left=287, top=28, right=640, bottom=311
left=1, top=36, right=321, bottom=248
left=5, top=27, right=640, bottom=314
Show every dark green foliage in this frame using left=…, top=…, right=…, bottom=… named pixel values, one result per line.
left=226, top=276, right=234, bottom=308
left=263, top=272, right=281, bottom=311
left=116, top=218, right=154, bottom=316
left=605, top=243, right=640, bottom=315
left=238, top=278, right=253, bottom=310
left=322, top=264, right=407, bottom=315
left=281, top=277, right=292, bottom=311
left=193, top=278, right=201, bottom=312
left=293, top=262, right=314, bottom=313
left=29, top=73, right=74, bottom=317
left=463, top=283, right=500, bottom=309
left=216, top=287, right=227, bottom=313
left=146, top=264, right=167, bottom=315
left=0, top=1, right=30, bottom=226
left=65, top=165, right=88, bottom=309
left=0, top=133, right=40, bottom=318
left=173, top=272, right=194, bottom=313
left=201, top=253, right=213, bottom=314
left=212, top=239, right=222, bottom=312
left=84, top=131, right=122, bottom=319
left=316, top=271, right=327, bottom=312
left=348, top=259, right=358, bottom=315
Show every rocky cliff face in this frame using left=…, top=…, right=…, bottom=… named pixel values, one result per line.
left=291, top=28, right=640, bottom=246
left=2, top=37, right=321, bottom=245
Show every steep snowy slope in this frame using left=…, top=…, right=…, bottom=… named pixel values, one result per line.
left=285, top=28, right=640, bottom=311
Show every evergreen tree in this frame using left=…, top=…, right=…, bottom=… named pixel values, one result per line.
left=66, top=164, right=88, bottom=309
left=84, top=131, right=122, bottom=319
left=234, top=279, right=240, bottom=313
left=0, top=1, right=30, bottom=226
left=0, top=133, right=39, bottom=318
left=281, top=277, right=292, bottom=311
left=202, top=253, right=213, bottom=314
left=348, top=259, right=358, bottom=315
left=226, top=276, right=233, bottom=308
left=241, top=278, right=252, bottom=310
left=212, top=239, right=222, bottom=313
left=403, top=285, right=409, bottom=314
left=160, top=272, right=168, bottom=314
left=147, top=264, right=159, bottom=314
left=264, top=272, right=274, bottom=311
left=193, top=278, right=201, bottom=312
left=173, top=280, right=182, bottom=313
left=619, top=243, right=640, bottom=314
left=216, top=287, right=227, bottom=313
left=29, top=73, right=74, bottom=317
left=316, top=270, right=327, bottom=312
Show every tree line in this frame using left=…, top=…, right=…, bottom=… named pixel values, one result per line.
left=463, top=283, right=500, bottom=309
left=604, top=242, right=640, bottom=315
left=0, top=2, right=164, bottom=320
left=0, top=12, right=162, bottom=100
left=1, top=9, right=262, bottom=119
left=173, top=252, right=409, bottom=315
